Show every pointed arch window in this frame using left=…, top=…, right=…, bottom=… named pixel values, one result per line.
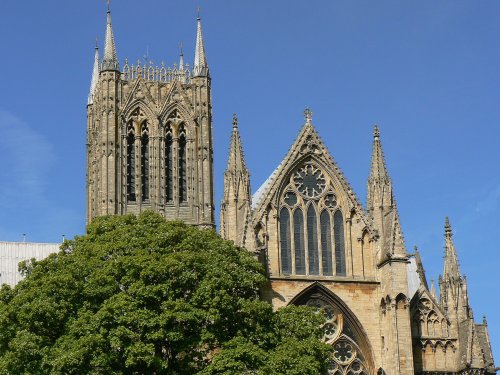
left=178, top=125, right=187, bottom=203
left=321, top=210, right=333, bottom=276
left=307, top=205, right=319, bottom=275
left=277, top=162, right=347, bottom=277
left=334, top=210, right=346, bottom=276
left=126, top=123, right=136, bottom=202
left=140, top=122, right=149, bottom=202
left=165, top=126, right=173, bottom=202
left=293, top=208, right=305, bottom=275
left=279, top=208, right=292, bottom=275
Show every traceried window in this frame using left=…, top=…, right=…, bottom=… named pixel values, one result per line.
left=178, top=125, right=187, bottom=203
left=305, top=297, right=369, bottom=375
left=126, top=123, right=136, bottom=202
left=165, top=126, right=173, bottom=202
left=140, top=123, right=149, bottom=202
left=278, top=161, right=346, bottom=276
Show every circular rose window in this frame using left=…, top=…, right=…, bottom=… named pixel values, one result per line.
left=294, top=164, right=326, bottom=198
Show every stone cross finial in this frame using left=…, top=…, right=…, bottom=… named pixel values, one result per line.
left=304, top=108, right=313, bottom=124
left=232, top=113, right=238, bottom=129
left=374, top=124, right=380, bottom=139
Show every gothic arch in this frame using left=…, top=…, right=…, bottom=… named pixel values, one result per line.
left=289, top=282, right=375, bottom=374
left=159, top=103, right=193, bottom=127
left=122, top=102, right=157, bottom=133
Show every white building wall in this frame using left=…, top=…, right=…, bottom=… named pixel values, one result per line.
left=0, top=242, right=60, bottom=287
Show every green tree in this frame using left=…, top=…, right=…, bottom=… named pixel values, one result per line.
left=0, top=212, right=331, bottom=374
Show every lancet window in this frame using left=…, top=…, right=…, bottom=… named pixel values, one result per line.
left=140, top=123, right=149, bottom=202
left=278, top=161, right=346, bottom=276
left=126, top=123, right=136, bottom=202
left=178, top=125, right=187, bottom=203
left=165, top=126, right=173, bottom=203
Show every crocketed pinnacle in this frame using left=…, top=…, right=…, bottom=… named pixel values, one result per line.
left=102, top=4, right=119, bottom=71
left=443, top=217, right=460, bottom=281
left=414, top=246, right=429, bottom=289
left=369, top=124, right=390, bottom=183
left=226, top=114, right=247, bottom=172
left=88, top=44, right=99, bottom=105
left=430, top=280, right=437, bottom=300
left=193, top=15, right=208, bottom=76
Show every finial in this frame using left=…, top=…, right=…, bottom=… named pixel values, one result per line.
left=197, top=6, right=201, bottom=20
left=445, top=216, right=452, bottom=237
left=107, top=0, right=110, bottom=13
left=373, top=124, right=380, bottom=139
left=95, top=36, right=98, bottom=49
left=179, top=42, right=184, bottom=56
left=304, top=107, right=313, bottom=124
left=483, top=315, right=488, bottom=325
left=233, top=113, right=238, bottom=129
left=414, top=245, right=418, bottom=253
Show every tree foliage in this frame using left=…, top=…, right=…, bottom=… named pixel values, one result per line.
left=0, top=212, right=331, bottom=374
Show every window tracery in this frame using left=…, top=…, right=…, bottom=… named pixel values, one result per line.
left=178, top=125, right=187, bottom=203
left=278, top=161, right=346, bottom=276
left=306, top=298, right=368, bottom=375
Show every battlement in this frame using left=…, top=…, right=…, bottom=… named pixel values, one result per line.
left=122, top=59, right=191, bottom=83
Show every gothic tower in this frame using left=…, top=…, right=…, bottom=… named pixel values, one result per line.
left=86, top=5, right=214, bottom=227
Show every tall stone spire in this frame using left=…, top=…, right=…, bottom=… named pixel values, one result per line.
left=443, top=217, right=461, bottom=281
left=367, top=125, right=392, bottom=210
left=87, top=43, right=99, bottom=105
left=101, top=1, right=119, bottom=71
left=193, top=13, right=208, bottom=77
left=220, top=114, right=251, bottom=247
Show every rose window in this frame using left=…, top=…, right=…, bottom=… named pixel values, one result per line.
left=294, top=164, right=326, bottom=198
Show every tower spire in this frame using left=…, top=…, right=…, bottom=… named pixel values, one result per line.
left=193, top=11, right=208, bottom=77
left=88, top=43, right=99, bottom=105
left=369, top=125, right=390, bottom=184
left=443, top=217, right=460, bottom=280
left=102, top=1, right=119, bottom=71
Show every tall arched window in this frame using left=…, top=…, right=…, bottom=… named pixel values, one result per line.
left=334, top=210, right=346, bottom=276
left=320, top=210, right=333, bottom=276
left=294, top=208, right=305, bottom=275
left=140, top=123, right=149, bottom=202
left=307, top=205, right=319, bottom=275
left=278, top=162, right=346, bottom=277
left=280, top=208, right=292, bottom=275
left=165, top=126, right=173, bottom=203
left=126, top=123, right=136, bottom=202
left=178, top=125, right=187, bottom=203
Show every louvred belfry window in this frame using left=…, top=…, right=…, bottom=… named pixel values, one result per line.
left=126, top=123, right=136, bottom=202
left=165, top=126, right=173, bottom=202
left=178, top=125, right=187, bottom=203
left=278, top=161, right=346, bottom=277
left=140, top=123, right=149, bottom=202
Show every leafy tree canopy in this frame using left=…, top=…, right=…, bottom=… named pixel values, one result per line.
left=0, top=212, right=331, bottom=374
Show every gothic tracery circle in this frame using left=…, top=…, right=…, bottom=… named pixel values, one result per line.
left=293, top=164, right=326, bottom=198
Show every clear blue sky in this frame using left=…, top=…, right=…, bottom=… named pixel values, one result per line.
left=0, top=0, right=499, bottom=362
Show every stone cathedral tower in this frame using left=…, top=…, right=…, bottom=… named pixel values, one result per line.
left=86, top=5, right=214, bottom=227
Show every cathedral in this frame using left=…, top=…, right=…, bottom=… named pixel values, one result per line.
left=86, top=5, right=496, bottom=375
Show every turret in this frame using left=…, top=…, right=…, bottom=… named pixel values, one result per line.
left=220, top=114, right=251, bottom=247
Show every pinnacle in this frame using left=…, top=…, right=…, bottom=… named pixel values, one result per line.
left=226, top=114, right=248, bottom=173
left=102, top=2, right=119, bottom=71
left=369, top=124, right=390, bottom=182
left=193, top=14, right=208, bottom=76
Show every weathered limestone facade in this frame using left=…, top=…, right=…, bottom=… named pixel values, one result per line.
left=221, top=111, right=496, bottom=374
left=86, top=8, right=214, bottom=227
left=86, top=6, right=496, bottom=374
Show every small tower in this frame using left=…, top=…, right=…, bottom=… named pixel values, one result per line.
left=86, top=5, right=215, bottom=227
left=220, top=114, right=251, bottom=247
